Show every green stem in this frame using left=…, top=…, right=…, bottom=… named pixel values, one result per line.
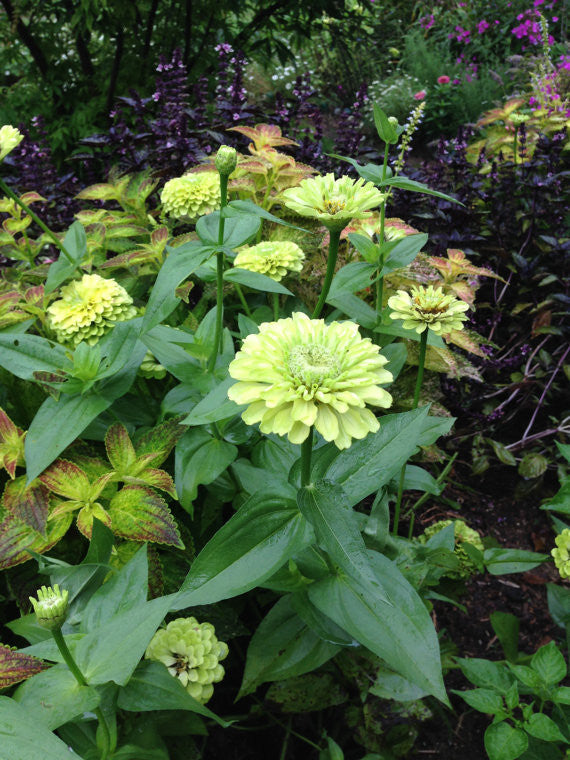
left=0, top=177, right=75, bottom=265
left=279, top=717, right=292, bottom=760
left=413, top=329, right=429, bottom=409
left=312, top=226, right=342, bottom=319
left=375, top=143, right=390, bottom=315
left=234, top=283, right=253, bottom=318
left=207, top=174, right=228, bottom=373
left=300, top=429, right=313, bottom=487
left=52, top=628, right=111, bottom=760
left=272, top=292, right=279, bottom=321
left=393, top=329, right=429, bottom=535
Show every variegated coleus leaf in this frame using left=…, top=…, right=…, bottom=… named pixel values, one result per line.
left=0, top=644, right=46, bottom=687
left=2, top=476, right=51, bottom=535
left=0, top=408, right=26, bottom=478
left=0, top=509, right=72, bottom=570
left=104, top=421, right=182, bottom=497
left=107, top=485, right=183, bottom=548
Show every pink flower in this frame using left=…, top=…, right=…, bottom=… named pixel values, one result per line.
left=477, top=19, right=490, bottom=33
left=413, top=90, right=426, bottom=100
left=437, top=75, right=451, bottom=84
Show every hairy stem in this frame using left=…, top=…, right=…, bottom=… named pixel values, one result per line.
left=207, top=174, right=228, bottom=372
left=312, top=227, right=342, bottom=319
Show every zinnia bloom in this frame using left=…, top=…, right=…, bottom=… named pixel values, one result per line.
left=388, top=285, right=469, bottom=335
left=0, top=125, right=23, bottom=161
left=281, top=173, right=385, bottom=230
left=145, top=617, right=229, bottom=704
left=47, top=273, right=137, bottom=346
left=552, top=530, right=570, bottom=579
left=161, top=172, right=221, bottom=219
left=413, top=90, right=427, bottom=100
left=228, top=312, right=393, bottom=449
left=233, top=241, right=304, bottom=281
left=437, top=75, right=450, bottom=85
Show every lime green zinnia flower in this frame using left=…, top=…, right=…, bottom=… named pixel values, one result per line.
left=29, top=584, right=69, bottom=630
left=161, top=172, right=221, bottom=219
left=281, top=173, right=385, bottom=230
left=388, top=285, right=469, bottom=335
left=552, top=529, right=570, bottom=579
left=47, top=273, right=137, bottom=347
left=145, top=617, right=229, bottom=703
left=228, top=312, right=393, bottom=449
left=0, top=125, right=23, bottom=161
left=233, top=241, right=305, bottom=282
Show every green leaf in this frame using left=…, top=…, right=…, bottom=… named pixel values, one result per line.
left=108, top=485, right=183, bottom=547
left=308, top=408, right=447, bottom=507
left=117, top=660, right=229, bottom=726
left=175, top=429, right=237, bottom=512
left=347, top=233, right=379, bottom=263
left=80, top=544, right=148, bottom=633
left=507, top=664, right=543, bottom=690
left=547, top=583, right=570, bottom=629
left=326, top=291, right=379, bottom=328
left=182, top=376, right=243, bottom=426
left=297, top=480, right=390, bottom=604
left=75, top=595, right=172, bottom=685
left=0, top=333, right=67, bottom=380
left=308, top=550, right=447, bottom=702
left=0, top=644, right=45, bottom=688
left=327, top=262, right=376, bottom=298
left=379, top=176, right=462, bottom=204
left=488, top=439, right=517, bottom=466
left=381, top=233, right=428, bottom=275
left=457, top=658, right=514, bottom=692
left=525, top=713, right=569, bottom=743
left=196, top=211, right=260, bottom=248
left=490, top=611, right=520, bottom=663
left=13, top=663, right=100, bottom=730
left=25, top=347, right=145, bottom=481
left=484, top=548, right=548, bottom=575
left=45, top=221, right=87, bottom=294
left=290, top=591, right=355, bottom=646
left=403, top=465, right=442, bottom=494
left=327, top=154, right=386, bottom=184
left=554, top=686, right=570, bottom=704
left=373, top=103, right=398, bottom=144
left=369, top=664, right=429, bottom=702
left=0, top=696, right=77, bottom=759
left=380, top=342, right=408, bottom=381
left=174, top=492, right=314, bottom=609
left=223, top=267, right=293, bottom=295
left=454, top=688, right=504, bottom=714
left=531, top=641, right=567, bottom=685
left=239, top=595, right=340, bottom=698
left=142, top=242, right=212, bottom=331
left=485, top=722, right=528, bottom=760
left=227, top=199, right=307, bottom=231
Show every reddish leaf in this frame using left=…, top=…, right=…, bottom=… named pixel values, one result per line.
left=128, top=468, right=177, bottom=498
left=150, top=225, right=169, bottom=248
left=0, top=644, right=46, bottom=687
left=108, top=485, right=183, bottom=548
left=19, top=191, right=47, bottom=205
left=0, top=511, right=72, bottom=570
left=0, top=407, right=25, bottom=478
left=105, top=423, right=137, bottom=473
left=2, top=476, right=50, bottom=535
left=39, top=459, right=91, bottom=501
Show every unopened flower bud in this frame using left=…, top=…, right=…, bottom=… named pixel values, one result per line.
left=388, top=117, right=399, bottom=129
left=215, top=145, right=238, bottom=177
left=0, top=125, right=23, bottom=161
left=29, top=585, right=69, bottom=630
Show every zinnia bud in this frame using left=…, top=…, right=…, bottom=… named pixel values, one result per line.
left=0, top=125, right=23, bottom=161
left=215, top=145, right=238, bottom=177
left=552, top=529, right=570, bottom=579
left=29, top=585, right=69, bottom=630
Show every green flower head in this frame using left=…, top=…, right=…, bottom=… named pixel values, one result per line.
left=228, top=312, right=393, bottom=450
left=420, top=519, right=484, bottom=579
left=552, top=529, right=570, bottom=579
left=233, top=241, right=305, bottom=282
left=161, top=172, right=221, bottom=219
left=0, top=125, right=23, bottom=161
left=29, top=585, right=69, bottom=630
left=388, top=285, right=469, bottom=335
left=281, top=173, right=386, bottom=230
left=47, top=273, right=137, bottom=347
left=215, top=145, right=238, bottom=177
left=145, top=617, right=229, bottom=703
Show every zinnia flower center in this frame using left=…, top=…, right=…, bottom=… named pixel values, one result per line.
left=322, top=198, right=346, bottom=215
left=288, top=343, right=340, bottom=388
left=173, top=653, right=191, bottom=676
left=413, top=295, right=447, bottom=316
